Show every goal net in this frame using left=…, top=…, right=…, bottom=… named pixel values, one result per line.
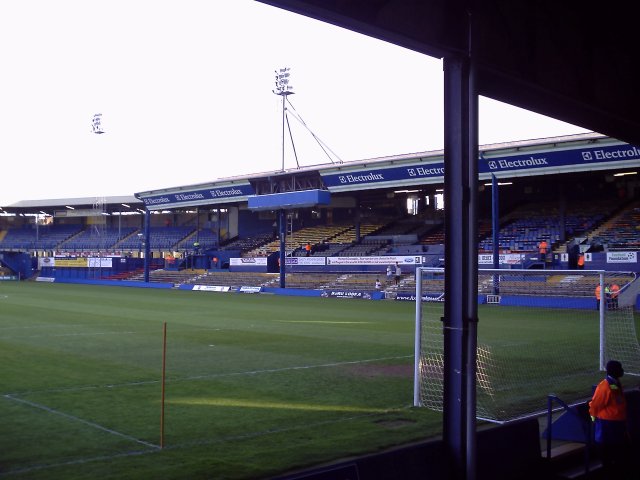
left=413, top=268, right=640, bottom=423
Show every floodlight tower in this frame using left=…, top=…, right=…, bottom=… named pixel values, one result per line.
left=273, top=68, right=294, bottom=172
left=272, top=68, right=294, bottom=288
left=92, top=113, right=105, bottom=134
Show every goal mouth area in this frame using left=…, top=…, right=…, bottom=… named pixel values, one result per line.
left=413, top=268, right=640, bottom=423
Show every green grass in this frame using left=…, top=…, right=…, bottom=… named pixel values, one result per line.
left=0, top=282, right=440, bottom=479
left=1, top=282, right=638, bottom=479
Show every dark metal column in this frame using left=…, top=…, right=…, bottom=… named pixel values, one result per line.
left=443, top=52, right=478, bottom=480
left=279, top=208, right=286, bottom=288
left=492, top=174, right=500, bottom=271
left=143, top=210, right=151, bottom=283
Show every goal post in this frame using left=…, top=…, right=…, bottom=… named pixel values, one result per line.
left=413, top=267, right=640, bottom=422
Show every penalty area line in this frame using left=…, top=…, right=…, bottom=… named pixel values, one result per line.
left=3, top=394, right=160, bottom=450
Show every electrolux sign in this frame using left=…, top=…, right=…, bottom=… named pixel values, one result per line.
left=321, top=143, right=640, bottom=189
left=321, top=164, right=445, bottom=189
left=140, top=184, right=255, bottom=208
left=480, top=144, right=640, bottom=175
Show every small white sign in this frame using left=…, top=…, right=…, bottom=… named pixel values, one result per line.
left=606, top=251, right=637, bottom=263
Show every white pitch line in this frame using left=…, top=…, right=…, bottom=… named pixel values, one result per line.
left=0, top=324, right=92, bottom=331
left=2, top=355, right=413, bottom=397
left=158, top=403, right=413, bottom=451
left=3, top=394, right=160, bottom=450
left=8, top=331, right=137, bottom=339
left=0, top=448, right=154, bottom=477
left=186, top=354, right=414, bottom=380
left=0, top=403, right=413, bottom=477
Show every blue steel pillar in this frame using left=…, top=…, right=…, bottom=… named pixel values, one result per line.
left=492, top=174, right=500, bottom=270
left=143, top=210, right=151, bottom=283
left=443, top=51, right=478, bottom=480
left=492, top=174, right=500, bottom=295
left=279, top=208, right=286, bottom=288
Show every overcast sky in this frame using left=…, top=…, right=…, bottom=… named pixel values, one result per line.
left=0, top=0, right=591, bottom=206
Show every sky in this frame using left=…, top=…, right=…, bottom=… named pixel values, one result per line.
left=0, top=0, right=591, bottom=207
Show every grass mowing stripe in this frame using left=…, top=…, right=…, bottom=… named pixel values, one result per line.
left=0, top=403, right=414, bottom=478
left=0, top=282, right=436, bottom=479
left=2, top=331, right=137, bottom=340
left=185, top=354, right=413, bottom=380
left=2, top=354, right=412, bottom=396
left=163, top=403, right=414, bottom=450
left=3, top=395, right=160, bottom=450
left=0, top=449, right=155, bottom=477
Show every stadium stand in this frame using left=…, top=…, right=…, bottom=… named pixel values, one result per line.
left=176, top=228, right=220, bottom=250
left=478, top=200, right=617, bottom=253
left=116, top=226, right=195, bottom=251
left=0, top=224, right=83, bottom=250
left=217, top=232, right=274, bottom=253
left=245, top=224, right=355, bottom=257
left=587, top=200, right=640, bottom=251
left=60, top=227, right=137, bottom=250
left=184, top=271, right=277, bottom=288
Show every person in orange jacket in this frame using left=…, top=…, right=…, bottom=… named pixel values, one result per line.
left=589, top=360, right=630, bottom=477
left=609, top=283, right=620, bottom=310
left=538, top=239, right=548, bottom=262
left=595, top=284, right=601, bottom=310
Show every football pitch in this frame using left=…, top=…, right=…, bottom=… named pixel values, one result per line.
left=1, top=282, right=638, bottom=479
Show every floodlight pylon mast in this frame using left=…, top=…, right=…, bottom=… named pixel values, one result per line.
left=273, top=67, right=294, bottom=172
left=272, top=67, right=294, bottom=288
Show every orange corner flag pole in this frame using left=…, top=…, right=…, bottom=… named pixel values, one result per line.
left=160, top=321, right=167, bottom=449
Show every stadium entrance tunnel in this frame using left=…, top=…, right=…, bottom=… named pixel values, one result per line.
left=0, top=251, right=34, bottom=279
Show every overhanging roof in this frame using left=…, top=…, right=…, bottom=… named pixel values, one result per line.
left=256, top=1, right=640, bottom=146
left=4, top=196, right=142, bottom=210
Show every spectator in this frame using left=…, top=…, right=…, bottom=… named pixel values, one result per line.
left=375, top=278, right=382, bottom=290
left=610, top=283, right=620, bottom=310
left=589, top=360, right=630, bottom=478
left=305, top=242, right=311, bottom=257
left=577, top=253, right=585, bottom=270
left=538, top=239, right=548, bottom=262
left=386, top=265, right=393, bottom=282
left=394, top=262, right=401, bottom=286
left=595, top=284, right=601, bottom=311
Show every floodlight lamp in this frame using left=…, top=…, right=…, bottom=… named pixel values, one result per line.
left=65, top=205, right=75, bottom=210
left=483, top=181, right=513, bottom=186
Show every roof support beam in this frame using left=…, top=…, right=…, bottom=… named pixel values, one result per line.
left=442, top=51, right=478, bottom=479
